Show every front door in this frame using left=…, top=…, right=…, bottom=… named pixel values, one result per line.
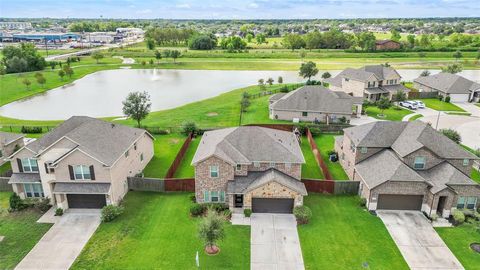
left=234, top=194, right=243, bottom=208
left=437, top=196, right=447, bottom=215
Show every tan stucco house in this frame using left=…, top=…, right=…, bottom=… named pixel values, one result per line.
left=0, top=131, right=24, bottom=166
left=8, top=116, right=154, bottom=209
left=335, top=121, right=480, bottom=218
left=326, top=65, right=410, bottom=101
left=191, top=126, right=307, bottom=213
left=413, top=72, right=480, bottom=103
left=269, top=85, right=363, bottom=123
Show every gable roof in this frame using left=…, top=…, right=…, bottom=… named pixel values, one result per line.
left=375, top=39, right=400, bottom=45
left=24, top=116, right=152, bottom=166
left=414, top=73, right=480, bottom=94
left=326, top=65, right=402, bottom=85
left=191, top=126, right=305, bottom=165
left=418, top=162, right=478, bottom=194
left=270, top=86, right=355, bottom=114
left=0, top=131, right=24, bottom=146
left=344, top=121, right=408, bottom=148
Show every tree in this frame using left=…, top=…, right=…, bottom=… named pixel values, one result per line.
left=181, top=122, right=198, bottom=136
left=49, top=61, right=57, bottom=70
left=122, top=91, right=152, bottom=127
left=407, top=34, right=416, bottom=48
left=356, top=32, right=376, bottom=51
left=63, top=65, right=74, bottom=78
left=282, top=34, right=306, bottom=51
left=146, top=38, right=156, bottom=50
left=149, top=59, right=154, bottom=65
left=420, top=70, right=431, bottom=77
left=58, top=70, right=66, bottom=81
left=2, top=43, right=46, bottom=73
left=22, top=78, right=31, bottom=90
left=376, top=96, right=391, bottom=116
left=266, top=78, right=274, bottom=85
left=390, top=29, right=401, bottom=42
left=299, top=61, right=318, bottom=81
left=440, top=129, right=461, bottom=144
left=453, top=50, right=463, bottom=61
left=442, top=63, right=463, bottom=74
left=256, top=34, right=266, bottom=44
left=277, top=76, right=283, bottom=84
left=36, top=74, right=46, bottom=87
left=5, top=56, right=28, bottom=73
left=154, top=50, right=162, bottom=64
left=299, top=49, right=307, bottom=62
left=91, top=52, right=104, bottom=64
left=321, top=72, right=331, bottom=80
left=198, top=209, right=225, bottom=255
left=245, top=33, right=253, bottom=43
left=170, top=50, right=181, bottom=63
left=241, top=97, right=251, bottom=112
left=188, top=34, right=217, bottom=50
left=258, top=78, right=264, bottom=86
left=394, top=91, right=407, bottom=103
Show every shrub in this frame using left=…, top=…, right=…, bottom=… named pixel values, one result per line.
left=205, top=203, right=228, bottom=213
left=279, top=86, right=289, bottom=93
left=198, top=210, right=225, bottom=253
left=21, top=126, right=43, bottom=133
left=9, top=193, right=25, bottom=211
left=34, top=198, right=51, bottom=212
left=445, top=96, right=451, bottom=103
left=440, top=128, right=461, bottom=144
left=293, top=205, right=312, bottom=225
left=190, top=203, right=206, bottom=217
left=438, top=95, right=443, bottom=101
left=101, top=205, right=124, bottom=222
left=358, top=197, right=367, bottom=207
left=244, top=208, right=252, bottom=217
left=223, top=209, right=232, bottom=220
left=189, top=194, right=196, bottom=203
left=55, top=207, right=64, bottom=216
left=182, top=121, right=198, bottom=136
left=452, top=209, right=465, bottom=225
left=430, top=213, right=438, bottom=222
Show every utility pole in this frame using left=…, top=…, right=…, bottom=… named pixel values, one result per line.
left=435, top=110, right=441, bottom=130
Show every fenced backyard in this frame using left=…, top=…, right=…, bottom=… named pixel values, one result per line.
left=0, top=177, right=13, bottom=192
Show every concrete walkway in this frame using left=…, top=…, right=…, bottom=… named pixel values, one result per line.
left=15, top=209, right=101, bottom=270
left=250, top=214, right=304, bottom=270
left=378, top=211, right=464, bottom=270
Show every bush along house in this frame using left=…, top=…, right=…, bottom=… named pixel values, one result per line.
left=191, top=126, right=307, bottom=213
left=8, top=116, right=154, bottom=209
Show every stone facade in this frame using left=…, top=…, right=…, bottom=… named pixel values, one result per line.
left=243, top=181, right=303, bottom=209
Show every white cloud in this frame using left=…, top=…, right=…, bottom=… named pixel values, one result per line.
left=136, top=9, right=152, bottom=14
left=248, top=2, right=259, bottom=8
left=176, top=3, right=191, bottom=9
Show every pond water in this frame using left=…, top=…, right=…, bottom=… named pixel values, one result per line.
left=1, top=68, right=479, bottom=120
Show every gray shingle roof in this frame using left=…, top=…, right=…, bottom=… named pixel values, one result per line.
left=26, top=116, right=151, bottom=166
left=0, top=131, right=24, bottom=146
left=418, top=162, right=477, bottom=194
left=269, top=93, right=287, bottom=102
left=344, top=122, right=408, bottom=148
left=227, top=169, right=307, bottom=195
left=327, top=65, right=401, bottom=84
left=192, top=126, right=305, bottom=165
left=414, top=73, right=480, bottom=94
left=52, top=182, right=111, bottom=194
left=8, top=173, right=41, bottom=184
left=270, top=86, right=355, bottom=114
left=356, top=150, right=426, bottom=189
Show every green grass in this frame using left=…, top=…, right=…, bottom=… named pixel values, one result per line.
left=408, top=114, right=424, bottom=121
left=300, top=136, right=324, bottom=179
left=471, top=169, right=480, bottom=184
left=299, top=195, right=408, bottom=270
left=365, top=106, right=413, bottom=121
left=0, top=192, right=52, bottom=269
left=445, top=112, right=472, bottom=116
left=72, top=192, right=250, bottom=270
left=143, top=134, right=186, bottom=178
left=436, top=224, right=480, bottom=270
left=0, top=162, right=12, bottom=175
left=313, top=135, right=349, bottom=180
left=421, top=99, right=466, bottom=112
left=174, top=136, right=202, bottom=178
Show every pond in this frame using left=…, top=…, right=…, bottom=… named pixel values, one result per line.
left=1, top=68, right=479, bottom=120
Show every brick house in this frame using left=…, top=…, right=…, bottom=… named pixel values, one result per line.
left=334, top=121, right=480, bottom=218
left=268, top=85, right=363, bottom=123
left=325, top=65, right=410, bottom=101
left=0, top=131, right=24, bottom=165
left=375, top=39, right=401, bottom=50
left=8, top=116, right=154, bottom=209
left=191, top=126, right=307, bottom=213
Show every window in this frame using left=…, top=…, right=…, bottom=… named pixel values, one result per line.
left=466, top=197, right=477, bottom=209
left=254, top=162, right=260, bottom=168
left=211, top=191, right=219, bottom=202
left=367, top=82, right=371, bottom=87
left=74, top=165, right=91, bottom=180
left=23, top=183, right=44, bottom=198
left=414, top=156, right=426, bottom=169
left=302, top=112, right=308, bottom=117
left=463, top=159, right=469, bottom=166
left=360, top=147, right=368, bottom=154
left=457, top=196, right=477, bottom=209
left=125, top=150, right=129, bottom=158
left=210, top=166, right=219, bottom=178
left=269, top=162, right=275, bottom=168
left=134, top=143, right=137, bottom=150
left=236, top=164, right=242, bottom=171
left=203, top=191, right=225, bottom=203
left=457, top=196, right=465, bottom=209
left=140, top=153, right=144, bottom=162
left=204, top=191, right=210, bottom=202
left=21, top=158, right=38, bottom=172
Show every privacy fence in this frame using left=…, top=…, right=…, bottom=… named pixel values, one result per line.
left=301, top=179, right=359, bottom=194
left=306, top=128, right=333, bottom=180
left=127, top=177, right=195, bottom=192
left=408, top=91, right=439, bottom=99
left=165, top=133, right=193, bottom=178
left=0, top=177, right=12, bottom=192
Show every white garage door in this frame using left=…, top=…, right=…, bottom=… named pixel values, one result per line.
left=449, top=94, right=469, bottom=103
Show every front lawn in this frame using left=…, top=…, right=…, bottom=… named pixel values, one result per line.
left=471, top=168, right=480, bottom=184
left=436, top=224, right=480, bottom=270
left=314, top=134, right=349, bottom=180
left=72, top=192, right=250, bottom=270
left=365, top=106, right=412, bottom=121
left=143, top=134, right=186, bottom=178
left=174, top=136, right=202, bottom=178
left=0, top=192, right=52, bottom=269
left=421, top=98, right=465, bottom=112
left=300, top=137, right=324, bottom=179
left=299, top=195, right=409, bottom=270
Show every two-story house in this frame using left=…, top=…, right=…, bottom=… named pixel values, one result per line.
left=191, top=126, right=307, bottom=213
left=0, top=131, right=24, bottom=165
left=8, top=116, right=154, bottom=209
left=326, top=65, right=410, bottom=101
left=335, top=121, right=480, bottom=218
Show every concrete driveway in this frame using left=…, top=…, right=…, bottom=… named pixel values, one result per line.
left=377, top=211, right=464, bottom=270
left=15, top=209, right=101, bottom=270
left=250, top=214, right=304, bottom=270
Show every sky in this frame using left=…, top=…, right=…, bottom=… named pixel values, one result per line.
left=0, top=0, right=479, bottom=19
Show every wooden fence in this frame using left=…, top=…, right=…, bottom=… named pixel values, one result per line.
left=164, top=178, right=195, bottom=192
left=248, top=83, right=304, bottom=99
left=0, top=177, right=12, bottom=192
left=408, top=91, right=439, bottom=99
left=306, top=128, right=333, bottom=180
left=128, top=177, right=195, bottom=192
left=302, top=179, right=359, bottom=194
left=165, top=133, right=194, bottom=178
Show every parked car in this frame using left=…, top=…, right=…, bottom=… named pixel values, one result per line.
left=411, top=100, right=426, bottom=109
left=399, top=101, right=418, bottom=110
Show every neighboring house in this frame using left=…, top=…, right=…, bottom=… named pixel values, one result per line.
left=375, top=39, right=401, bottom=50
left=325, top=65, right=410, bottom=101
left=8, top=116, right=154, bottom=209
left=269, top=85, right=363, bottom=123
left=335, top=121, right=480, bottom=218
left=413, top=72, right=480, bottom=102
left=191, top=126, right=307, bottom=213
left=0, top=131, right=24, bottom=165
